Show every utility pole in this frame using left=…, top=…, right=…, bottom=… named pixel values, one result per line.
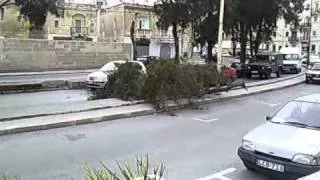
left=307, top=0, right=314, bottom=66
left=217, top=0, right=225, bottom=71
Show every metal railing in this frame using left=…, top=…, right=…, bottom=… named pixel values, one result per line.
left=70, top=27, right=89, bottom=37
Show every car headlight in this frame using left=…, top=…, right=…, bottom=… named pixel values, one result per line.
left=242, top=140, right=255, bottom=151
left=247, top=66, right=251, bottom=70
left=292, top=154, right=320, bottom=166
left=261, top=67, right=265, bottom=70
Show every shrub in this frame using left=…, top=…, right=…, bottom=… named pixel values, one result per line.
left=83, top=155, right=165, bottom=180
left=142, top=60, right=219, bottom=108
left=91, top=62, right=146, bottom=101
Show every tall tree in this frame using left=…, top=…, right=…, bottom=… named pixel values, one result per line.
left=229, top=0, right=305, bottom=63
left=154, top=0, right=190, bottom=63
left=0, top=0, right=63, bottom=29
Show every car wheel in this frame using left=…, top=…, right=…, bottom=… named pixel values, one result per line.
left=265, top=73, right=271, bottom=79
left=306, top=78, right=312, bottom=84
left=246, top=74, right=252, bottom=79
left=276, top=71, right=281, bottom=78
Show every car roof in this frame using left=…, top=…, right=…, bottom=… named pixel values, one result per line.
left=295, top=94, right=320, bottom=103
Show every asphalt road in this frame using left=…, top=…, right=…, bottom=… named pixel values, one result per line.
left=1, top=84, right=320, bottom=180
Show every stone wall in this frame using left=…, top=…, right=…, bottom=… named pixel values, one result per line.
left=0, top=38, right=132, bottom=72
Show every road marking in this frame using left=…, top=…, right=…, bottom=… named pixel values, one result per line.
left=260, top=101, right=281, bottom=107
left=192, top=118, right=219, bottom=123
left=196, top=168, right=236, bottom=180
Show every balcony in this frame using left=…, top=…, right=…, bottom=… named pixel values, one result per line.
left=136, top=29, right=152, bottom=39
left=154, top=35, right=175, bottom=44
left=70, top=27, right=88, bottom=38
left=288, top=36, right=299, bottom=43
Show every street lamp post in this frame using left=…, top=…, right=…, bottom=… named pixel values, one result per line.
left=307, top=0, right=314, bottom=66
left=217, top=0, right=225, bottom=71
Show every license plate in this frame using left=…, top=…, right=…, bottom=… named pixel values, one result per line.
left=87, top=81, right=94, bottom=84
left=251, top=71, right=258, bottom=74
left=256, top=159, right=284, bottom=172
left=283, top=68, right=290, bottom=71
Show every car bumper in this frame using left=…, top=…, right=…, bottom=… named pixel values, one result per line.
left=282, top=66, right=299, bottom=72
left=238, top=147, right=320, bottom=178
left=86, top=81, right=105, bottom=89
left=306, top=75, right=320, bottom=82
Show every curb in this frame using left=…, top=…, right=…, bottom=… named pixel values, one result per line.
left=0, top=100, right=145, bottom=122
left=0, top=69, right=96, bottom=77
left=0, top=76, right=305, bottom=136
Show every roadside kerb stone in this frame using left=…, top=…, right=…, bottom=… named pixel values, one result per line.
left=0, top=75, right=306, bottom=136
left=0, top=99, right=145, bottom=122
left=0, top=69, right=97, bottom=77
left=0, top=104, right=155, bottom=135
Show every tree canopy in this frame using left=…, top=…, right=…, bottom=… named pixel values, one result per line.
left=153, top=0, right=305, bottom=63
left=0, top=0, right=63, bottom=29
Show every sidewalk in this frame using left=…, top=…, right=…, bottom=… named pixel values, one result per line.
left=0, top=74, right=305, bottom=135
left=0, top=69, right=96, bottom=77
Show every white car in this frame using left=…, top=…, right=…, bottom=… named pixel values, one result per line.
left=310, top=55, right=320, bottom=66
left=86, top=61, right=146, bottom=89
left=238, top=94, right=320, bottom=179
left=306, top=63, right=320, bottom=84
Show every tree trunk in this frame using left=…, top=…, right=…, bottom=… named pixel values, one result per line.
left=172, top=23, right=179, bottom=63
left=232, top=29, right=236, bottom=57
left=254, top=23, right=263, bottom=55
left=207, top=41, right=213, bottom=63
left=240, top=23, right=247, bottom=63
left=130, top=21, right=137, bottom=60
left=249, top=27, right=254, bottom=58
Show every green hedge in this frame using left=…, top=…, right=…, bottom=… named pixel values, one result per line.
left=92, top=60, right=223, bottom=109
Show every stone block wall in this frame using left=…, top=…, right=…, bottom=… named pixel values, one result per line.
left=0, top=38, right=132, bottom=72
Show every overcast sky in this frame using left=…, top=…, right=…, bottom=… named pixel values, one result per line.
left=107, top=0, right=156, bottom=6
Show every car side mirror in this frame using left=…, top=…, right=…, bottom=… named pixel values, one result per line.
left=266, top=116, right=272, bottom=121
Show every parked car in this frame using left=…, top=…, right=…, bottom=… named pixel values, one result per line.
left=309, top=55, right=320, bottom=66
left=306, top=63, right=320, bottom=84
left=246, top=52, right=283, bottom=79
left=86, top=61, right=147, bottom=89
left=136, top=56, right=160, bottom=65
left=280, top=47, right=302, bottom=74
left=230, top=62, right=248, bottom=78
left=238, top=94, right=320, bottom=179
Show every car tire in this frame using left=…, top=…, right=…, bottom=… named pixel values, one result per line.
left=306, top=78, right=312, bottom=84
left=276, top=71, right=281, bottom=78
left=265, top=73, right=271, bottom=79
left=246, top=74, right=252, bottom=79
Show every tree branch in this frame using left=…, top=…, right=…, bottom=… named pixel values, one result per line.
left=0, top=0, right=11, bottom=8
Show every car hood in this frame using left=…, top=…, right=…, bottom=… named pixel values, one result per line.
left=244, top=122, right=320, bottom=159
left=283, top=60, right=300, bottom=65
left=307, top=70, right=320, bottom=75
left=87, top=71, right=108, bottom=81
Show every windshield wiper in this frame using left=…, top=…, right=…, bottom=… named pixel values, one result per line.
left=281, top=122, right=320, bottom=129
left=282, top=121, right=308, bottom=128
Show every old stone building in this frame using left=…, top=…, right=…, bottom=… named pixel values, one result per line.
left=0, top=0, right=106, bottom=41
left=100, top=3, right=189, bottom=59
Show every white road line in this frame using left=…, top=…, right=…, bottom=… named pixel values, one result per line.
left=192, top=118, right=219, bottom=123
left=196, top=168, right=236, bottom=180
left=260, top=101, right=281, bottom=107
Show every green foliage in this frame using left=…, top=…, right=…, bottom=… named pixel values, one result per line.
left=83, top=156, right=165, bottom=180
left=0, top=0, right=63, bottom=29
left=142, top=60, right=219, bottom=108
left=92, top=62, right=145, bottom=101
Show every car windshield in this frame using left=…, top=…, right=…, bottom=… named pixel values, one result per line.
left=311, top=64, right=320, bottom=70
left=100, top=62, right=122, bottom=72
left=271, top=101, right=320, bottom=128
left=283, top=54, right=299, bottom=61
left=255, top=55, right=274, bottom=62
